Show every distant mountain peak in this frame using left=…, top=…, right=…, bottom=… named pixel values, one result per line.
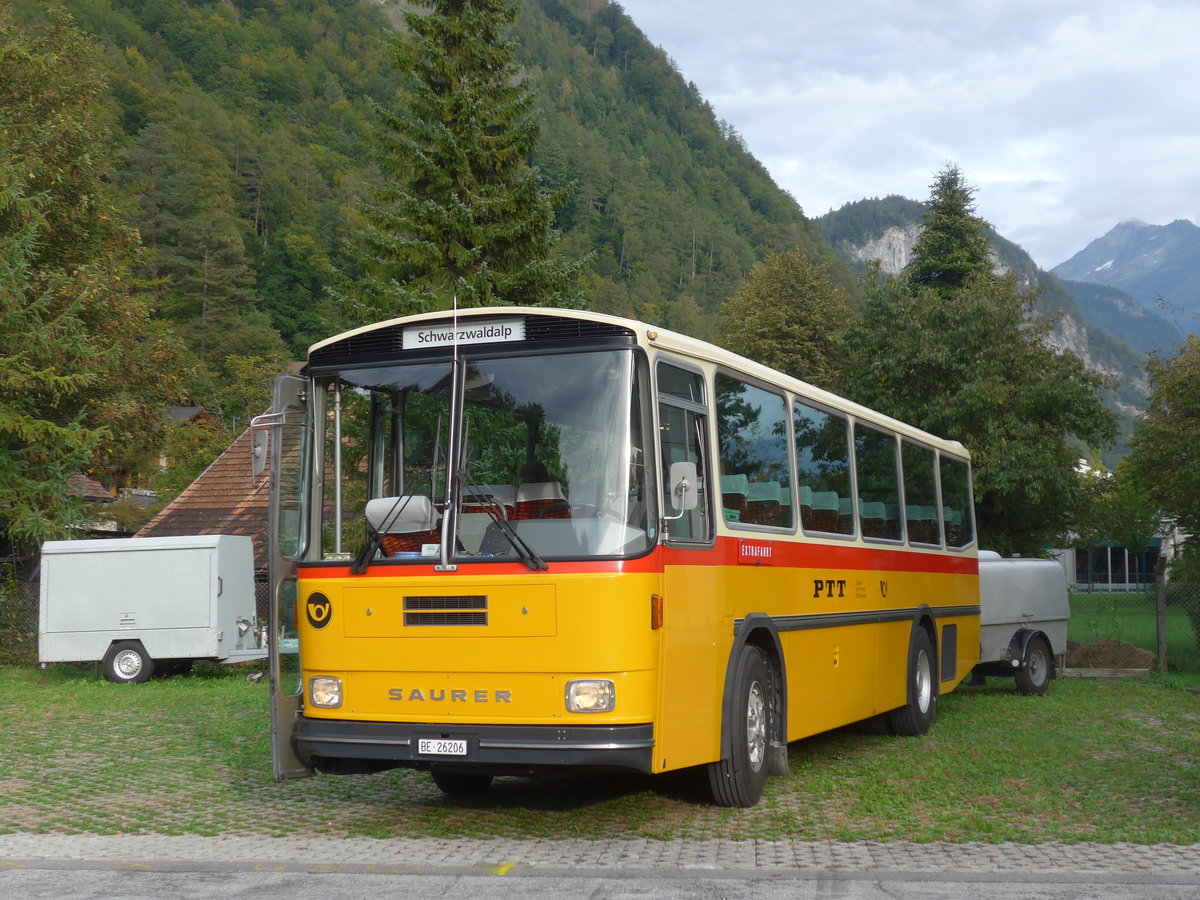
left=1051, top=220, right=1200, bottom=333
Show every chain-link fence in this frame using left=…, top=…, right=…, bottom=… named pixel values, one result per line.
left=1068, top=583, right=1200, bottom=674
left=0, top=570, right=37, bottom=666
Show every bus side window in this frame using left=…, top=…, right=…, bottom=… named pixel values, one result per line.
left=939, top=455, right=976, bottom=548
left=902, top=441, right=940, bottom=545
left=793, top=400, right=854, bottom=535
left=715, top=374, right=793, bottom=529
left=854, top=423, right=902, bottom=542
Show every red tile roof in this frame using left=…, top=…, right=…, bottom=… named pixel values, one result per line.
left=137, top=426, right=269, bottom=569
left=68, top=473, right=113, bottom=502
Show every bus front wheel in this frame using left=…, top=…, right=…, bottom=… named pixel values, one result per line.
left=707, top=645, right=770, bottom=808
left=431, top=770, right=493, bottom=797
left=888, top=628, right=936, bottom=736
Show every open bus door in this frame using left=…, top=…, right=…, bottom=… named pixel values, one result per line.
left=253, top=373, right=313, bottom=780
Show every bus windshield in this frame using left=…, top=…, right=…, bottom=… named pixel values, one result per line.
left=329, top=348, right=652, bottom=563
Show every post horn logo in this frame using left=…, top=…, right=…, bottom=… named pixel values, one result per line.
left=306, top=592, right=332, bottom=629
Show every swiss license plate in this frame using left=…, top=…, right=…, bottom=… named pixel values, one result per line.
left=418, top=737, right=468, bottom=756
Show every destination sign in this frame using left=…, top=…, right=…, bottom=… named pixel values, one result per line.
left=402, top=317, right=525, bottom=349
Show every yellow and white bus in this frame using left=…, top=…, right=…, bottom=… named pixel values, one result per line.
left=256, top=307, right=979, bottom=806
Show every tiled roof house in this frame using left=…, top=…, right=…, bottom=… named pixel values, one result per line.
left=137, top=426, right=269, bottom=570
left=68, top=473, right=114, bottom=502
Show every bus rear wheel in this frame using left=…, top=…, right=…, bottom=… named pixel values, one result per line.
left=888, top=628, right=936, bottom=736
left=708, top=645, right=770, bottom=808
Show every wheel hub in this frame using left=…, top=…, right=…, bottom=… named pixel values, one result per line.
left=746, top=680, right=766, bottom=771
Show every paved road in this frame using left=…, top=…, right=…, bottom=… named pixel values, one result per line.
left=3, top=835, right=1200, bottom=899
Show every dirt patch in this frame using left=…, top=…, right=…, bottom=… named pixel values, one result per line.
left=1066, top=638, right=1155, bottom=668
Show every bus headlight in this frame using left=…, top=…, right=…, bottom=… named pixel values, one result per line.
left=309, top=676, right=342, bottom=708
left=566, top=679, right=615, bottom=713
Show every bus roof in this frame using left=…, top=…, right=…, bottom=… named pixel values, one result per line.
left=310, top=307, right=970, bottom=460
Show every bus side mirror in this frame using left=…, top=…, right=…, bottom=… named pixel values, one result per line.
left=251, top=428, right=269, bottom=478
left=668, top=461, right=698, bottom=513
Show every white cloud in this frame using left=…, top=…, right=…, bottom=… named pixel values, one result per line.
left=615, top=0, right=1200, bottom=268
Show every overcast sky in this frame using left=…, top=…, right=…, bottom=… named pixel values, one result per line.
left=615, top=0, right=1199, bottom=270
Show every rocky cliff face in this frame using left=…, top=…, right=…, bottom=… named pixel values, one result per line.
left=844, top=224, right=923, bottom=273
left=823, top=212, right=1149, bottom=414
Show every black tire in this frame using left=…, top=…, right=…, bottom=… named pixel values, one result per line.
left=707, top=646, right=771, bottom=807
left=1014, top=635, right=1054, bottom=696
left=431, top=770, right=494, bottom=797
left=101, top=641, right=154, bottom=684
left=888, top=627, right=936, bottom=736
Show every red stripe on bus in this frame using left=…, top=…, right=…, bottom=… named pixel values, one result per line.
left=297, top=538, right=977, bottom=578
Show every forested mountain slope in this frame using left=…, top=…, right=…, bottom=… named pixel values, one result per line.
left=27, top=0, right=840, bottom=396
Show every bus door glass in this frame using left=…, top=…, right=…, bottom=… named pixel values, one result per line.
left=657, top=362, right=712, bottom=542
left=263, top=372, right=311, bottom=780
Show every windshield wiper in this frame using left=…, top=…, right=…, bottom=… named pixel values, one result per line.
left=350, top=494, right=417, bottom=575
left=461, top=473, right=547, bottom=571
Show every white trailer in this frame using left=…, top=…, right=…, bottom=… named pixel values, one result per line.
left=38, top=535, right=265, bottom=683
left=974, top=550, right=1070, bottom=694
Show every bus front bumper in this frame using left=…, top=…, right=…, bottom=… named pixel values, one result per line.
left=294, top=718, right=656, bottom=774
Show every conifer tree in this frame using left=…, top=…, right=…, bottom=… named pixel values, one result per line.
left=906, top=164, right=993, bottom=296
left=0, top=6, right=184, bottom=547
left=350, top=0, right=583, bottom=319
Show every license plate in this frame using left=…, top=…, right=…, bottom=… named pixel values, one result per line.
left=418, top=738, right=468, bottom=756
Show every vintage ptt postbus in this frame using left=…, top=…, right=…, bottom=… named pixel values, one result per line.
left=255, top=307, right=980, bottom=806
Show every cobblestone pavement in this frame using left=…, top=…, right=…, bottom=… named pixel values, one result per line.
left=2, top=834, right=1199, bottom=878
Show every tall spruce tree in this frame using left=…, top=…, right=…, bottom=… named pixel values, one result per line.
left=906, top=164, right=993, bottom=296
left=0, top=6, right=184, bottom=547
left=350, top=0, right=583, bottom=319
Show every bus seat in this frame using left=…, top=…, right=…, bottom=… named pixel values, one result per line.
left=797, top=486, right=814, bottom=524
left=365, top=495, right=441, bottom=555
left=838, top=497, right=854, bottom=533
left=859, top=500, right=887, bottom=538
left=720, top=474, right=749, bottom=512
left=514, top=481, right=568, bottom=519
left=944, top=507, right=962, bottom=545
left=463, top=485, right=515, bottom=519
left=807, top=491, right=840, bottom=532
left=742, top=481, right=782, bottom=526
left=907, top=505, right=939, bottom=544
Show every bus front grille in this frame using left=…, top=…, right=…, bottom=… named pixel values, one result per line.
left=403, top=595, right=488, bottom=626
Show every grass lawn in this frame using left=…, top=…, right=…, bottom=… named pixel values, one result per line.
left=2, top=664, right=1198, bottom=844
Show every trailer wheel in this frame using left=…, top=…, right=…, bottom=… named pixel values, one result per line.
left=707, top=645, right=771, bottom=807
left=888, top=628, right=936, bottom=736
left=431, top=771, right=493, bottom=797
left=102, top=641, right=155, bottom=684
left=1015, top=635, right=1054, bottom=696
